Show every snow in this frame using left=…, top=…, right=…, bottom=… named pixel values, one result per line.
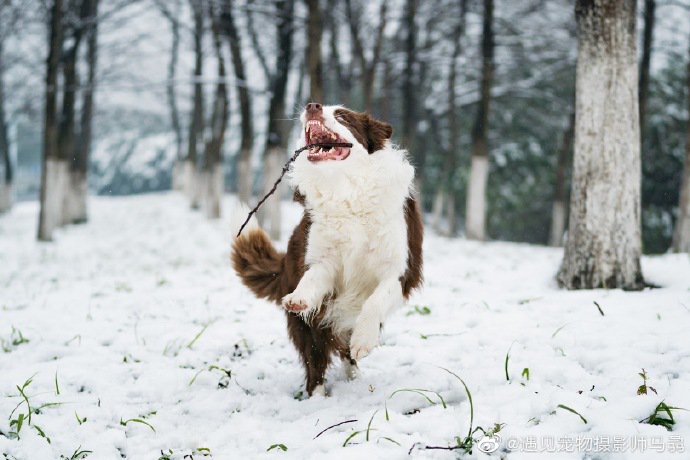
left=1, top=193, right=689, bottom=459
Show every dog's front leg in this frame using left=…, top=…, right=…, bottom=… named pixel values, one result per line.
left=281, top=263, right=335, bottom=315
left=350, top=277, right=404, bottom=360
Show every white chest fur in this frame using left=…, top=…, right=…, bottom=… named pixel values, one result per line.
left=290, top=147, right=414, bottom=335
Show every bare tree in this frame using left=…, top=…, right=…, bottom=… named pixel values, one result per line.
left=221, top=0, right=253, bottom=204
left=157, top=0, right=184, bottom=191
left=432, top=0, right=467, bottom=236
left=549, top=110, right=575, bottom=247
left=345, top=0, right=387, bottom=111
left=186, top=0, right=205, bottom=209
left=245, top=0, right=271, bottom=82
left=1, top=0, right=35, bottom=214
left=305, top=0, right=323, bottom=102
left=401, top=0, right=418, bottom=190
left=558, top=0, right=644, bottom=289
left=325, top=0, right=351, bottom=103
left=261, top=0, right=295, bottom=240
left=67, top=0, right=99, bottom=224
left=672, top=41, right=690, bottom=253
left=201, top=0, right=229, bottom=219
left=465, top=0, right=494, bottom=241
left=58, top=0, right=99, bottom=225
left=639, top=0, right=655, bottom=146
left=0, top=39, right=10, bottom=213
left=38, top=0, right=65, bottom=241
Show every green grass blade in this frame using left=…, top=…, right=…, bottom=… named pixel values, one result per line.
left=557, top=404, right=587, bottom=424
left=366, top=410, right=378, bottom=442
left=439, top=367, right=474, bottom=440
left=343, top=430, right=363, bottom=447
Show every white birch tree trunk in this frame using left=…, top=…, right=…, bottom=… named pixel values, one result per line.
left=674, top=150, right=690, bottom=252
left=185, top=160, right=201, bottom=210
left=236, top=152, right=252, bottom=204
left=39, top=158, right=67, bottom=240
left=464, top=0, right=493, bottom=241
left=672, top=45, right=690, bottom=254
left=172, top=160, right=185, bottom=191
left=549, top=200, right=567, bottom=247
left=56, top=160, right=70, bottom=227
left=66, top=170, right=88, bottom=224
left=558, top=0, right=644, bottom=289
left=0, top=182, right=10, bottom=213
left=447, top=192, right=457, bottom=236
left=675, top=151, right=690, bottom=253
left=466, top=155, right=489, bottom=240
left=431, top=189, right=445, bottom=233
left=203, top=165, right=223, bottom=219
left=260, top=148, right=284, bottom=240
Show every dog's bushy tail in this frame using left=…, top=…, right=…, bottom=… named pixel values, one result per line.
left=230, top=205, right=285, bottom=303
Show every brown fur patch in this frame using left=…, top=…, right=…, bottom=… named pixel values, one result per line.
left=293, top=189, right=306, bottom=205
left=286, top=309, right=351, bottom=394
left=231, top=212, right=349, bottom=395
left=334, top=108, right=393, bottom=153
left=402, top=197, right=424, bottom=298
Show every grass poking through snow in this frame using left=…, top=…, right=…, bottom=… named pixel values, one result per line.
left=640, top=402, right=686, bottom=431
left=556, top=404, right=587, bottom=424
left=1, top=327, right=29, bottom=353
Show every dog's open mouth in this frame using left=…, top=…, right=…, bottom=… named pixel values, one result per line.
left=305, top=119, right=351, bottom=162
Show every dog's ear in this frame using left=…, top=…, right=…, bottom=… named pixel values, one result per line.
left=366, top=115, right=393, bottom=154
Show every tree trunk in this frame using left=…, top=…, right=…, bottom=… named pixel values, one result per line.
left=549, top=110, right=575, bottom=247
left=260, top=0, right=295, bottom=240
left=345, top=0, right=387, bottom=112
left=327, top=0, right=349, bottom=104
left=431, top=191, right=445, bottom=231
left=672, top=42, right=690, bottom=253
left=435, top=0, right=467, bottom=236
left=0, top=39, right=12, bottom=214
left=187, top=0, right=205, bottom=210
left=558, top=0, right=644, bottom=290
left=638, top=0, right=655, bottom=148
left=402, top=0, right=419, bottom=197
left=58, top=33, right=81, bottom=226
left=305, top=0, right=323, bottom=103
left=38, top=0, right=64, bottom=241
left=245, top=0, right=271, bottom=82
left=465, top=0, right=494, bottom=241
left=202, top=2, right=229, bottom=219
left=380, top=57, right=392, bottom=121
left=221, top=0, right=253, bottom=204
left=165, top=1, right=184, bottom=191
left=66, top=0, right=99, bottom=225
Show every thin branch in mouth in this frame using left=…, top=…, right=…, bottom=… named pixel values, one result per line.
left=303, top=120, right=352, bottom=162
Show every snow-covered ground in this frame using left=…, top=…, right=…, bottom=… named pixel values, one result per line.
left=1, top=194, right=689, bottom=460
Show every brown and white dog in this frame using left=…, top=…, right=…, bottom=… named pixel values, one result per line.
left=231, top=104, right=423, bottom=396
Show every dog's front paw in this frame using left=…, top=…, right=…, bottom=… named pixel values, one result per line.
left=281, top=291, right=317, bottom=314
left=350, top=321, right=379, bottom=360
left=281, top=292, right=309, bottom=312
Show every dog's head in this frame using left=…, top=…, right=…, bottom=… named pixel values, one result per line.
left=298, top=103, right=393, bottom=163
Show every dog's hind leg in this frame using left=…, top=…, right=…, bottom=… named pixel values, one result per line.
left=338, top=348, right=359, bottom=380
left=287, top=313, right=331, bottom=396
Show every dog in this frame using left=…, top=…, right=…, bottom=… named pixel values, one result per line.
left=231, top=103, right=423, bottom=396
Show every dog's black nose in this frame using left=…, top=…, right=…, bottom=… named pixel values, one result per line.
left=306, top=102, right=322, bottom=113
